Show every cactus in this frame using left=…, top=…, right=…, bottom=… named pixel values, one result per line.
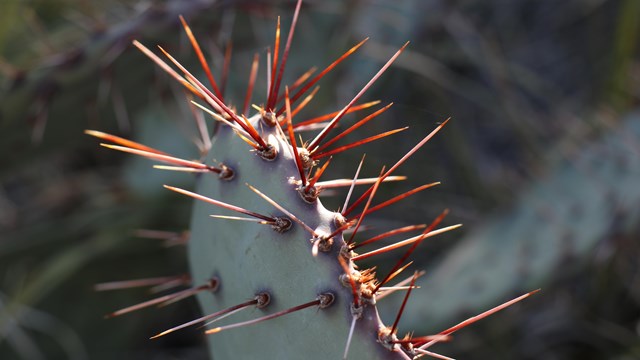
left=87, top=1, right=537, bottom=359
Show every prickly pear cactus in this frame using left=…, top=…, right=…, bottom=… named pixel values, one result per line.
left=88, top=1, right=535, bottom=358
left=187, top=111, right=397, bottom=359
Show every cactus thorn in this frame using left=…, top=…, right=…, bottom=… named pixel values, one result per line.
left=349, top=182, right=441, bottom=222
left=390, top=271, right=419, bottom=336
left=242, top=53, right=260, bottom=116
left=99, top=143, right=224, bottom=174
left=313, top=127, right=409, bottom=160
left=267, top=0, right=302, bottom=111
left=293, top=100, right=380, bottom=130
left=179, top=15, right=223, bottom=100
left=205, top=292, right=334, bottom=335
left=246, top=183, right=317, bottom=236
left=85, top=130, right=168, bottom=155
left=150, top=292, right=270, bottom=340
left=94, top=275, right=190, bottom=292
left=315, top=102, right=394, bottom=153
left=285, top=87, right=308, bottom=186
left=277, top=38, right=371, bottom=117
left=104, top=278, right=218, bottom=319
left=164, top=185, right=278, bottom=224
left=352, top=224, right=428, bottom=250
left=345, top=118, right=450, bottom=216
left=377, top=271, right=426, bottom=302
left=347, top=166, right=386, bottom=245
left=352, top=224, right=463, bottom=263
left=307, top=42, right=409, bottom=152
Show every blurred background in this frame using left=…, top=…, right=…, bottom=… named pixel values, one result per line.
left=1, top=0, right=639, bottom=359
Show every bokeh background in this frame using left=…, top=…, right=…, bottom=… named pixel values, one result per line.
left=1, top=0, right=639, bottom=359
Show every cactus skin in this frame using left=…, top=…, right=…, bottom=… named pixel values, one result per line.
left=188, top=113, right=400, bottom=359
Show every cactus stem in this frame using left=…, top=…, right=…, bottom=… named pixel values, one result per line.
left=351, top=224, right=427, bottom=250
left=312, top=126, right=409, bottom=160
left=205, top=292, right=334, bottom=335
left=179, top=16, right=223, bottom=101
left=277, top=38, right=371, bottom=117
left=105, top=278, right=219, bottom=319
left=307, top=42, right=409, bottom=152
left=349, top=182, right=441, bottom=222
left=344, top=118, right=450, bottom=216
left=315, top=102, right=394, bottom=153
left=150, top=292, right=270, bottom=340
left=94, top=275, right=190, bottom=292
